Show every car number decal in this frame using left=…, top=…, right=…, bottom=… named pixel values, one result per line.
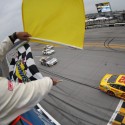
left=118, top=76, right=125, bottom=84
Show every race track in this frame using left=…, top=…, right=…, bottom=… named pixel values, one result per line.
left=31, top=27, right=125, bottom=125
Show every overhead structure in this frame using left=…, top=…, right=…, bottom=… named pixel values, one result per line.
left=96, top=2, right=112, bottom=13
left=22, top=0, right=85, bottom=49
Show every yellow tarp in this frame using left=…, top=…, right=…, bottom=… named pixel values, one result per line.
left=22, top=0, right=85, bottom=49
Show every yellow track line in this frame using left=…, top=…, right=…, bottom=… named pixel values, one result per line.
left=85, top=43, right=125, bottom=49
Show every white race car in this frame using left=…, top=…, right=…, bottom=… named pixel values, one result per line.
left=44, top=45, right=54, bottom=50
left=42, top=49, right=55, bottom=55
left=39, top=56, right=58, bottom=67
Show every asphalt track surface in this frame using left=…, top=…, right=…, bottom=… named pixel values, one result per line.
left=30, top=27, right=125, bottom=125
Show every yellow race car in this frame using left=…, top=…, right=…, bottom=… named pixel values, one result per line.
left=99, top=74, right=125, bottom=100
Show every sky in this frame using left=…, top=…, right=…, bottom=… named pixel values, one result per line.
left=0, top=0, right=125, bottom=41
left=0, top=0, right=23, bottom=41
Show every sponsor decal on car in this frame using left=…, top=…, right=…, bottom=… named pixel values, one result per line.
left=118, top=76, right=125, bottom=84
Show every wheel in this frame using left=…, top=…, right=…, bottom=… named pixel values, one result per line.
left=47, top=64, right=50, bottom=67
left=41, top=62, right=45, bottom=66
left=107, top=90, right=115, bottom=96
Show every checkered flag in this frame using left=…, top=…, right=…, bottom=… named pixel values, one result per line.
left=9, top=43, right=43, bottom=82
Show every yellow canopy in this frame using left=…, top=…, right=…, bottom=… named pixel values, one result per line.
left=22, top=0, right=85, bottom=49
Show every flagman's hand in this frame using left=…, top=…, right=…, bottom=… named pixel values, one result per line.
left=16, top=32, right=31, bottom=41
left=51, top=78, right=63, bottom=86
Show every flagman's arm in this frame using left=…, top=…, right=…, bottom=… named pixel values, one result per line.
left=0, top=76, right=59, bottom=124
left=0, top=32, right=60, bottom=124
left=0, top=32, right=31, bottom=62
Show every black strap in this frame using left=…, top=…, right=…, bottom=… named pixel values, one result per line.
left=9, top=32, right=18, bottom=44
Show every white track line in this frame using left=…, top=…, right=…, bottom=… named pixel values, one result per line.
left=107, top=99, right=124, bottom=125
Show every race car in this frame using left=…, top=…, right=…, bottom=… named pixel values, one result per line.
left=99, top=74, right=125, bottom=100
left=39, top=56, right=58, bottom=67
left=44, top=45, right=54, bottom=50
left=42, top=49, right=55, bottom=55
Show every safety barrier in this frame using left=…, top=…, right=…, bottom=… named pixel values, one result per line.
left=114, top=23, right=125, bottom=27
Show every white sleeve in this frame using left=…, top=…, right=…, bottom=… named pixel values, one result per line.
left=13, top=77, right=53, bottom=108
left=0, top=77, right=53, bottom=124
left=0, top=37, right=13, bottom=62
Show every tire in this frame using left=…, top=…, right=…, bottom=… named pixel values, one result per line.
left=47, top=64, right=51, bottom=67
left=107, top=90, right=115, bottom=96
left=41, top=62, right=45, bottom=66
